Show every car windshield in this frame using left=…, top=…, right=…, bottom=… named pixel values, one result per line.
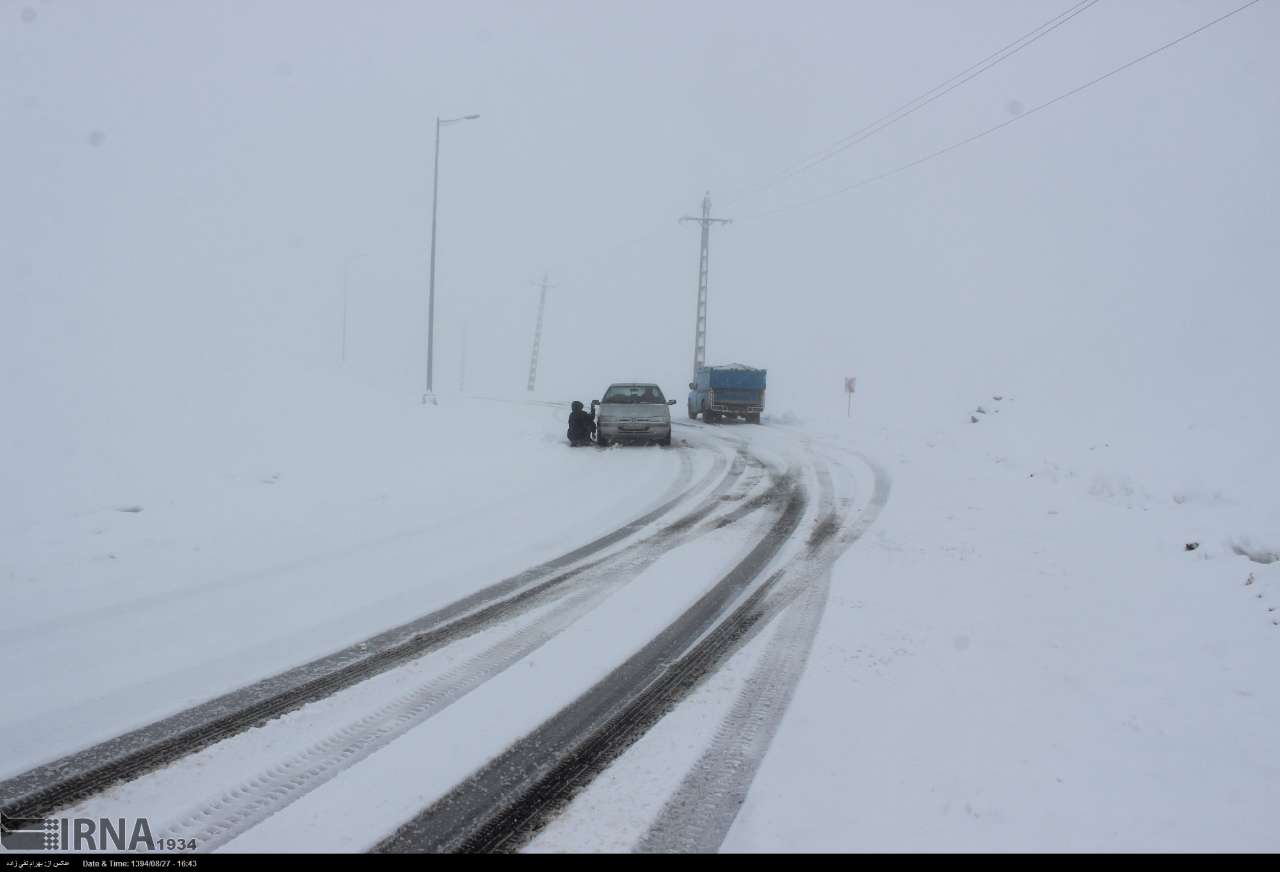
left=603, top=385, right=666, bottom=404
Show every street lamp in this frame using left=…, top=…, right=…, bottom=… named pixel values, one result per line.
left=423, top=113, right=480, bottom=406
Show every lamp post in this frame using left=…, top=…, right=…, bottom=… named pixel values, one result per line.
left=423, top=113, right=480, bottom=406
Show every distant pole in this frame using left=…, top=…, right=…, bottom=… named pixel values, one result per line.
left=423, top=113, right=480, bottom=406
left=341, top=260, right=349, bottom=365
left=424, top=117, right=441, bottom=404
left=527, top=273, right=550, bottom=392
left=459, top=322, right=468, bottom=394
left=680, top=192, right=731, bottom=379
left=341, top=252, right=364, bottom=365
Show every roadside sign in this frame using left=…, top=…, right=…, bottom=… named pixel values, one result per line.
left=844, top=377, right=856, bottom=393
left=845, top=377, right=856, bottom=417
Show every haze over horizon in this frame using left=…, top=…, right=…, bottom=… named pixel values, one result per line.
left=5, top=0, right=1276, bottom=464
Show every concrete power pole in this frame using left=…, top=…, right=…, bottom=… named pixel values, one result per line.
left=680, top=192, right=731, bottom=378
left=459, top=322, right=468, bottom=394
left=526, top=273, right=550, bottom=392
left=340, top=260, right=350, bottom=365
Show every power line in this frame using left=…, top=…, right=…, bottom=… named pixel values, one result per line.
left=738, top=0, right=1265, bottom=224
left=534, top=0, right=1260, bottom=309
left=545, top=3, right=1103, bottom=294
left=721, top=0, right=1103, bottom=206
left=554, top=2, right=1103, bottom=280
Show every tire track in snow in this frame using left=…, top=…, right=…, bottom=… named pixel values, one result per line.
left=0, top=440, right=726, bottom=821
left=84, top=445, right=786, bottom=851
left=376, top=452, right=817, bottom=853
left=454, top=448, right=841, bottom=853
left=636, top=447, right=891, bottom=853
left=453, top=440, right=886, bottom=853
left=162, top=586, right=611, bottom=851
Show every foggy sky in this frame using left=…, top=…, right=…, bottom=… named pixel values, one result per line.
left=4, top=1, right=1277, bottom=451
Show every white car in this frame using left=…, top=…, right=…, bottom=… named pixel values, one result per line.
left=593, top=383, right=676, bottom=447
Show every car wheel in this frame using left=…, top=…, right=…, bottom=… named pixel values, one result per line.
left=596, top=432, right=608, bottom=447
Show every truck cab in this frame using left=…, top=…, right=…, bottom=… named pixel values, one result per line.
left=688, top=364, right=766, bottom=424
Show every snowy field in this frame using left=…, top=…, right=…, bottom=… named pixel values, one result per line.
left=727, top=395, right=1280, bottom=852
left=4, top=381, right=1276, bottom=852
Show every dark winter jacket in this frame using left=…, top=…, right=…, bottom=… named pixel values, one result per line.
left=567, top=408, right=596, bottom=441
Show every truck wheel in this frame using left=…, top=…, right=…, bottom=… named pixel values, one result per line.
left=702, top=409, right=716, bottom=424
left=688, top=404, right=696, bottom=420
left=596, top=432, right=609, bottom=447
left=748, top=414, right=761, bottom=424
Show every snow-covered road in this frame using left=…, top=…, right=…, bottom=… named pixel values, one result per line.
left=6, top=394, right=1276, bottom=853
left=2, top=401, right=887, bottom=853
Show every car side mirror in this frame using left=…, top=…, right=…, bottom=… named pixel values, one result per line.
left=688, top=383, right=696, bottom=390
left=668, top=399, right=676, bottom=405
left=590, top=399, right=600, bottom=407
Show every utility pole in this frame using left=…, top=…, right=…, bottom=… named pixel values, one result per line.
left=680, top=192, right=731, bottom=378
left=459, top=322, right=468, bottom=394
left=341, top=252, right=364, bottom=365
left=341, top=260, right=350, bottom=365
left=527, top=273, right=551, bottom=392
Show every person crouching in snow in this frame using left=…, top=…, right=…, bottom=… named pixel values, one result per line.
left=567, top=400, right=596, bottom=447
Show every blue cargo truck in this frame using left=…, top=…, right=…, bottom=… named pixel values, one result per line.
left=687, top=364, right=767, bottom=424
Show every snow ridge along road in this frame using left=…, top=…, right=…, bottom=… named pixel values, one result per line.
left=0, top=432, right=727, bottom=820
